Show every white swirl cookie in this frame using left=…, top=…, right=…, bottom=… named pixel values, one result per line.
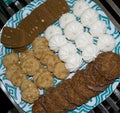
left=64, top=21, right=83, bottom=40
left=97, top=34, right=115, bottom=52
left=75, top=32, right=93, bottom=51
left=65, top=53, right=83, bottom=72
left=82, top=44, right=99, bottom=62
left=21, top=57, right=40, bottom=76
left=59, top=13, right=76, bottom=28
left=3, top=53, right=19, bottom=68
left=81, top=8, right=99, bottom=28
left=36, top=72, right=54, bottom=89
left=73, top=0, right=90, bottom=17
left=49, top=34, right=67, bottom=52
left=89, top=20, right=107, bottom=37
left=59, top=43, right=77, bottom=62
left=45, top=25, right=62, bottom=41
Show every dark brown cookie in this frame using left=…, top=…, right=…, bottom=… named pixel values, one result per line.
left=13, top=46, right=27, bottom=52
left=18, top=12, right=41, bottom=41
left=72, top=70, right=98, bottom=99
left=41, top=95, right=64, bottom=113
left=32, top=97, right=47, bottom=113
left=94, top=52, right=120, bottom=80
left=61, top=79, right=83, bottom=106
left=50, top=83, right=75, bottom=111
left=87, top=84, right=109, bottom=92
left=92, top=63, right=113, bottom=86
left=84, top=62, right=97, bottom=87
left=1, top=27, right=29, bottom=48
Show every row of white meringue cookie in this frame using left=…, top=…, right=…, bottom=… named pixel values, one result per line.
left=44, top=0, right=116, bottom=72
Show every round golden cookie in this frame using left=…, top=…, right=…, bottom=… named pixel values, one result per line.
left=47, top=55, right=61, bottom=72
left=3, top=53, right=19, bottom=68
left=20, top=79, right=37, bottom=91
left=5, top=64, right=21, bottom=80
left=54, top=62, right=69, bottom=79
left=19, top=49, right=34, bottom=64
left=11, top=70, right=26, bottom=87
left=22, top=87, right=40, bottom=103
left=21, top=57, right=40, bottom=76
left=32, top=37, right=48, bottom=48
left=36, top=72, right=54, bottom=89
left=33, top=68, right=48, bottom=83
left=33, top=46, right=50, bottom=59
left=40, top=51, right=54, bottom=65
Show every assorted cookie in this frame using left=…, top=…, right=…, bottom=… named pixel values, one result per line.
left=1, top=0, right=119, bottom=111
left=2, top=36, right=70, bottom=103
left=32, top=52, right=120, bottom=113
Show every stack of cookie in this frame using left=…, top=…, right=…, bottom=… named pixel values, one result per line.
left=32, top=52, right=120, bottom=113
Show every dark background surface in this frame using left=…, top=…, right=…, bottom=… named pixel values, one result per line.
left=0, top=89, right=14, bottom=113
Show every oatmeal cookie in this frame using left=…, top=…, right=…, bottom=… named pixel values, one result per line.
left=21, top=57, right=40, bottom=76
left=40, top=51, right=54, bottom=65
left=22, top=87, right=40, bottom=103
left=3, top=53, right=19, bottom=68
left=33, top=68, right=48, bottom=83
left=54, top=62, right=69, bottom=79
left=11, top=70, right=26, bottom=87
left=32, top=37, right=48, bottom=48
left=47, top=55, right=60, bottom=72
left=19, top=49, right=34, bottom=64
left=5, top=64, right=21, bottom=80
left=36, top=72, right=54, bottom=89
left=20, top=79, right=37, bottom=91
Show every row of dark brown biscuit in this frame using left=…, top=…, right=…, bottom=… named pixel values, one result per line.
left=1, top=0, right=69, bottom=52
left=32, top=52, right=120, bottom=113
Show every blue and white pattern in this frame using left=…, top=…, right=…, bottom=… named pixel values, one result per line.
left=0, top=0, right=120, bottom=113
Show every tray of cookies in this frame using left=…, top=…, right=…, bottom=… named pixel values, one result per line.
left=0, top=0, right=120, bottom=113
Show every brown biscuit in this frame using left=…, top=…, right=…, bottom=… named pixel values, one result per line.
left=1, top=27, right=29, bottom=48
left=32, top=97, right=47, bottom=113
left=92, top=62, right=112, bottom=86
left=13, top=46, right=27, bottom=52
left=41, top=95, right=65, bottom=113
left=87, top=84, right=109, bottom=92
left=50, top=83, right=75, bottom=111
left=62, top=79, right=85, bottom=106
left=1, top=0, right=69, bottom=52
left=18, top=13, right=39, bottom=41
left=83, top=62, right=98, bottom=87
left=71, top=71, right=86, bottom=96
left=45, top=0, right=69, bottom=19
left=94, top=52, right=120, bottom=80
left=72, top=70, right=98, bottom=99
